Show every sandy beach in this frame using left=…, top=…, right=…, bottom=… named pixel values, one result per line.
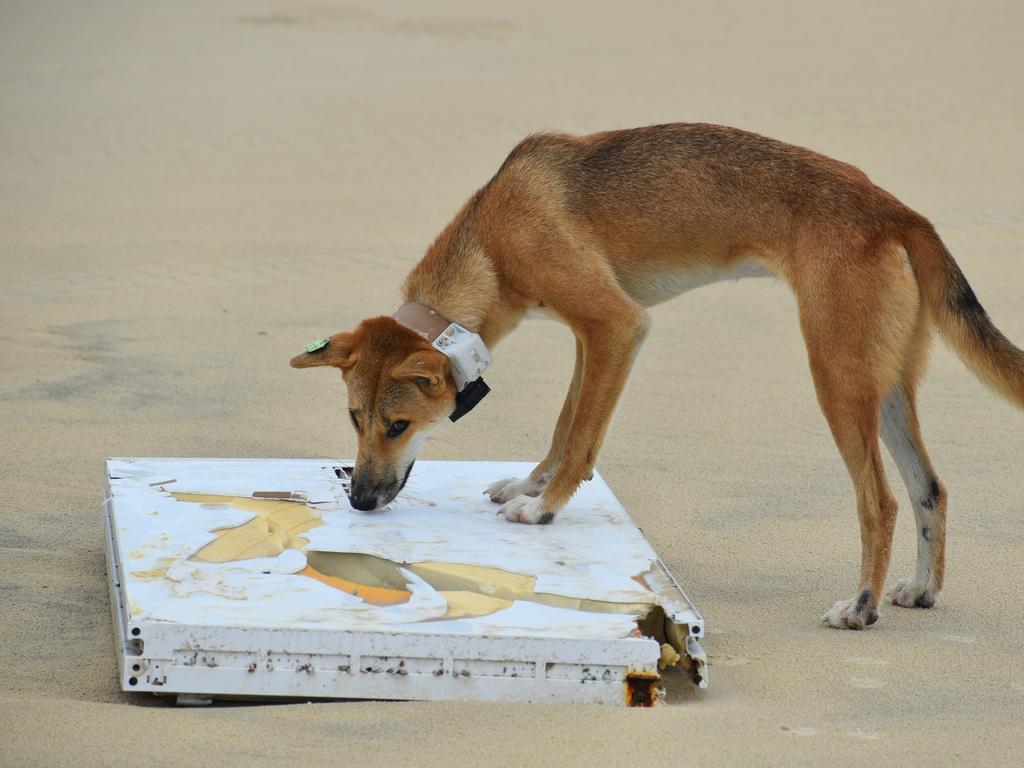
left=2, top=1, right=1023, bottom=765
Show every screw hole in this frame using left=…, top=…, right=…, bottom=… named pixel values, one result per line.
left=128, top=677, right=138, bottom=686
left=691, top=625, right=700, bottom=635
left=131, top=627, right=141, bottom=637
left=131, top=664, right=141, bottom=672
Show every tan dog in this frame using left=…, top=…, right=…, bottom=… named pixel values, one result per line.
left=291, top=123, right=1024, bottom=629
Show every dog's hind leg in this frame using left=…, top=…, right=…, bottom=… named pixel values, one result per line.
left=880, top=317, right=947, bottom=608
left=486, top=338, right=583, bottom=503
left=798, top=238, right=918, bottom=628
left=815, top=378, right=900, bottom=629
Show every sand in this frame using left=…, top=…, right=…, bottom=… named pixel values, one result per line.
left=2, top=1, right=1023, bottom=765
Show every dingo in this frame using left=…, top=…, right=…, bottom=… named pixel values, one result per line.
left=292, top=123, right=1023, bottom=629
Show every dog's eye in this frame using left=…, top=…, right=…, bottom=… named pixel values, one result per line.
left=387, top=420, right=409, bottom=438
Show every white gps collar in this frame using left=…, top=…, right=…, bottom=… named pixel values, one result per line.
left=391, top=302, right=493, bottom=422
left=431, top=322, right=492, bottom=392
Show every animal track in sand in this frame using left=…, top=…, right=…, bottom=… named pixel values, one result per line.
left=845, top=729, right=882, bottom=740
left=844, top=657, right=888, bottom=690
left=710, top=654, right=751, bottom=667
left=943, top=634, right=976, bottom=644
left=780, top=726, right=817, bottom=737
left=847, top=676, right=887, bottom=689
left=843, top=656, right=889, bottom=667
left=782, top=726, right=882, bottom=740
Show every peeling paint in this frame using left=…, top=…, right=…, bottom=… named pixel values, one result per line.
left=165, top=491, right=661, bottom=621
left=105, top=458, right=707, bottom=703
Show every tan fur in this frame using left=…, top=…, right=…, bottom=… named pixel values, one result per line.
left=293, top=123, right=1024, bottom=628
left=290, top=319, right=455, bottom=510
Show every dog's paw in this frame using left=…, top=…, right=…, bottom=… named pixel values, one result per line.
left=888, top=579, right=941, bottom=609
left=485, top=476, right=546, bottom=505
left=496, top=495, right=555, bottom=525
left=822, top=590, right=880, bottom=630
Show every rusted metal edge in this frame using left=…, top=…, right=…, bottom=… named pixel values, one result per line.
left=625, top=669, right=664, bottom=707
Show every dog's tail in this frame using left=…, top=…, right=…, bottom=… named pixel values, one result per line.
left=901, top=218, right=1024, bottom=407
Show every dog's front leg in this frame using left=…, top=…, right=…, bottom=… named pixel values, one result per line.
left=486, top=339, right=583, bottom=504
left=498, top=310, right=650, bottom=524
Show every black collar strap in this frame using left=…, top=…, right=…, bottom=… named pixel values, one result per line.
left=450, top=377, right=490, bottom=422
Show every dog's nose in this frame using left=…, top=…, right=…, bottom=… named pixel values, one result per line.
left=348, top=490, right=379, bottom=511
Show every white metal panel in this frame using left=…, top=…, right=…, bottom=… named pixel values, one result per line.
left=104, top=458, right=706, bottom=705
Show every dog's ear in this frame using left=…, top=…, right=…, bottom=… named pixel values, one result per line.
left=391, top=349, right=449, bottom=394
left=290, top=332, right=357, bottom=370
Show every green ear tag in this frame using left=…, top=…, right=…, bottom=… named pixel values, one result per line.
left=305, top=338, right=330, bottom=353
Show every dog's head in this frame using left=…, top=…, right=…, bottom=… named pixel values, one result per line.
left=290, top=316, right=456, bottom=511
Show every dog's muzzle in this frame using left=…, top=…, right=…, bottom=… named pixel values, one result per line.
left=347, top=462, right=415, bottom=511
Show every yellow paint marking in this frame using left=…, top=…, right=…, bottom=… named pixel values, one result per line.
left=173, top=493, right=322, bottom=562
left=298, top=565, right=411, bottom=606
left=129, top=556, right=177, bottom=581
left=436, top=591, right=513, bottom=619
left=164, top=492, right=657, bottom=621
left=410, top=561, right=655, bottom=616
left=408, top=562, right=536, bottom=598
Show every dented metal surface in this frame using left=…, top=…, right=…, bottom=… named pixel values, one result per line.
left=104, top=458, right=707, bottom=705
